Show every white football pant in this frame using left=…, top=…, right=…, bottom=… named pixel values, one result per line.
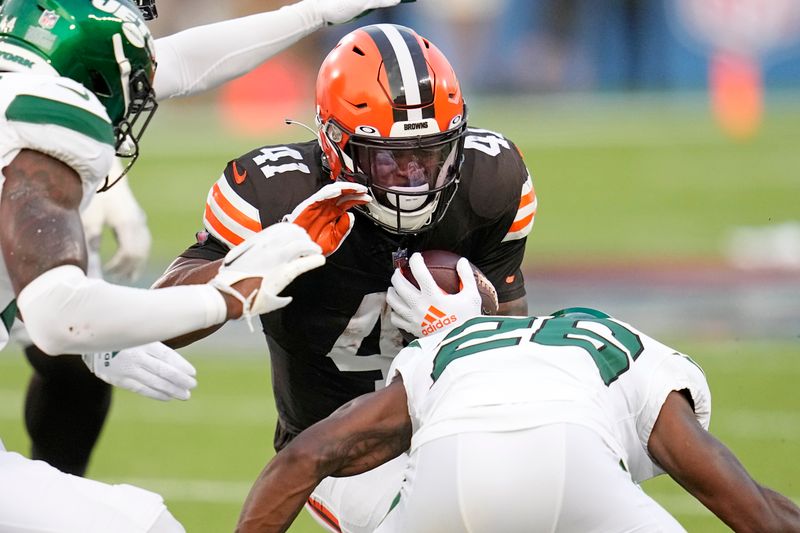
left=305, top=453, right=408, bottom=533
left=0, top=445, right=183, bottom=533
left=375, top=424, right=687, bottom=533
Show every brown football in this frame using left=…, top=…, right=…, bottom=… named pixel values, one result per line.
left=398, top=250, right=499, bottom=315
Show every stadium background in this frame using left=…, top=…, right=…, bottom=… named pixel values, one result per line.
left=1, top=0, right=799, bottom=531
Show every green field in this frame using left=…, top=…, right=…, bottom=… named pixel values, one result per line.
left=1, top=340, right=799, bottom=532
left=128, top=92, right=800, bottom=268
left=2, top=93, right=799, bottom=532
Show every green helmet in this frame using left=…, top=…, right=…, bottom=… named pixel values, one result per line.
left=0, top=0, right=158, bottom=178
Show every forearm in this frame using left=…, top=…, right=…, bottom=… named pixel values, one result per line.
left=498, top=295, right=527, bottom=316
left=650, top=392, right=800, bottom=533
left=17, top=265, right=226, bottom=355
left=237, top=451, right=320, bottom=533
left=153, top=1, right=321, bottom=99
left=152, top=257, right=225, bottom=348
left=238, top=385, right=411, bottom=532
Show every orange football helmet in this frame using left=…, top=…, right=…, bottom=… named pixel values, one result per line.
left=316, top=24, right=467, bottom=234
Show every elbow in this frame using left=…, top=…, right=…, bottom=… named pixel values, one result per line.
left=24, top=313, right=86, bottom=355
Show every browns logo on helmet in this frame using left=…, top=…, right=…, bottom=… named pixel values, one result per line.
left=316, top=24, right=467, bottom=234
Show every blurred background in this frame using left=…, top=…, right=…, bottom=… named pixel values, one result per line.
left=2, top=0, right=800, bottom=531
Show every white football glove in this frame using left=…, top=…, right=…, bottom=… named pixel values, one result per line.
left=306, top=0, right=414, bottom=25
left=82, top=342, right=197, bottom=401
left=282, top=182, right=371, bottom=256
left=387, top=253, right=482, bottom=339
left=81, top=166, right=151, bottom=282
left=210, top=222, right=325, bottom=328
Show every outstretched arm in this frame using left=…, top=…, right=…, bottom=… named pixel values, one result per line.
left=237, top=379, right=411, bottom=533
left=648, top=391, right=800, bottom=533
left=1, top=150, right=322, bottom=355
left=154, top=0, right=413, bottom=99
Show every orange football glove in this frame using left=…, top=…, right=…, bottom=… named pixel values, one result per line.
left=283, top=182, right=371, bottom=256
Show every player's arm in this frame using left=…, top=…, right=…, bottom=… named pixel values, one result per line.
left=2, top=150, right=322, bottom=354
left=151, top=256, right=224, bottom=348
left=648, top=391, right=800, bottom=533
left=151, top=173, right=370, bottom=348
left=237, top=379, right=412, bottom=533
left=498, top=296, right=527, bottom=316
left=153, top=0, right=412, bottom=99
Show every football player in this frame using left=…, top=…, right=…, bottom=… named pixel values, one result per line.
left=154, top=24, right=536, bottom=532
left=235, top=260, right=800, bottom=532
left=18, top=0, right=415, bottom=478
left=0, top=0, right=326, bottom=530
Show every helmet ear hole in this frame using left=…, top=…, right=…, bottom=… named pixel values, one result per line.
left=88, top=70, right=112, bottom=98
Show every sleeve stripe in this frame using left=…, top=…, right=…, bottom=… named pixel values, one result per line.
left=508, top=212, right=535, bottom=234
left=7, top=94, right=114, bottom=146
left=209, top=182, right=261, bottom=233
left=203, top=205, right=245, bottom=247
left=514, top=195, right=538, bottom=221
left=216, top=176, right=261, bottom=220
left=518, top=189, right=536, bottom=210
left=521, top=175, right=534, bottom=195
left=502, top=217, right=534, bottom=242
left=503, top=175, right=537, bottom=243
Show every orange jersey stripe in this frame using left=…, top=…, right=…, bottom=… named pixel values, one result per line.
left=204, top=205, right=244, bottom=246
left=210, top=183, right=261, bottom=233
left=518, top=189, right=536, bottom=210
left=509, top=212, right=535, bottom=233
left=307, top=498, right=342, bottom=532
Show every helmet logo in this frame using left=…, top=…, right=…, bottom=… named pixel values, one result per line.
left=37, top=11, right=60, bottom=30
left=355, top=125, right=380, bottom=136
left=449, top=115, right=463, bottom=129
left=92, top=0, right=151, bottom=49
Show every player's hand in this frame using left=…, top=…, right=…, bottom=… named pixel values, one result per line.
left=82, top=342, right=197, bottom=401
left=387, top=253, right=482, bottom=338
left=308, top=0, right=415, bottom=26
left=211, top=223, right=325, bottom=326
left=82, top=171, right=152, bottom=281
left=283, top=182, right=371, bottom=256
left=104, top=211, right=152, bottom=281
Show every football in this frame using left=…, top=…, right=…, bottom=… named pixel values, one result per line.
left=398, top=250, right=499, bottom=315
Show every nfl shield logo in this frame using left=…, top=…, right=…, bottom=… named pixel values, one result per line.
left=38, top=10, right=60, bottom=30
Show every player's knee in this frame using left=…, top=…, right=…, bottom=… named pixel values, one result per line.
left=147, top=509, right=186, bottom=533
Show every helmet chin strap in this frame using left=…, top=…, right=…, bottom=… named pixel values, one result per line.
left=112, top=33, right=132, bottom=116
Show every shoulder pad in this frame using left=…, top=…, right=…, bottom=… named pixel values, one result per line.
left=0, top=74, right=115, bottom=195
left=461, top=128, right=535, bottom=234
left=203, top=141, right=323, bottom=248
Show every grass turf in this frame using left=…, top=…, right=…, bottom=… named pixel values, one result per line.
left=1, top=339, right=798, bottom=532
left=2, top=93, right=798, bottom=531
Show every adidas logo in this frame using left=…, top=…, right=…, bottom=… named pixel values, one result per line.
left=420, top=306, right=458, bottom=336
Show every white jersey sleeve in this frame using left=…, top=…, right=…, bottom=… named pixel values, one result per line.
left=152, top=2, right=321, bottom=100
left=387, top=340, right=428, bottom=438
left=0, top=73, right=114, bottom=206
left=608, top=319, right=712, bottom=483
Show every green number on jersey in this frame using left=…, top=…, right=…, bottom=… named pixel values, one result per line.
left=531, top=317, right=643, bottom=385
left=431, top=316, right=534, bottom=381
left=430, top=315, right=643, bottom=386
